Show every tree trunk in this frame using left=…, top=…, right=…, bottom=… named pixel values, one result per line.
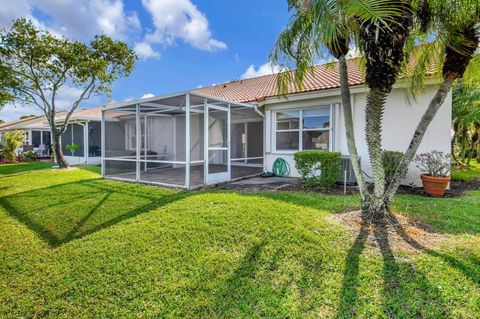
left=451, top=121, right=459, bottom=163
left=338, top=55, right=368, bottom=201
left=461, top=126, right=468, bottom=164
left=52, top=131, right=70, bottom=168
left=385, top=77, right=454, bottom=202
left=475, top=123, right=480, bottom=163
left=364, top=88, right=388, bottom=219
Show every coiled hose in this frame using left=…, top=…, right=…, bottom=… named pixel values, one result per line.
left=272, top=158, right=290, bottom=177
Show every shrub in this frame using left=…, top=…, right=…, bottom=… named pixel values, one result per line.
left=19, top=150, right=38, bottom=162
left=294, top=150, right=341, bottom=188
left=382, top=150, right=404, bottom=187
left=414, top=150, right=450, bottom=177
left=65, top=143, right=80, bottom=156
left=2, top=130, right=25, bottom=163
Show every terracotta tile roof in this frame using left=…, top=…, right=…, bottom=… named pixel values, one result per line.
left=193, top=59, right=365, bottom=103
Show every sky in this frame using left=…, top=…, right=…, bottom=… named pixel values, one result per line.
left=0, top=0, right=291, bottom=121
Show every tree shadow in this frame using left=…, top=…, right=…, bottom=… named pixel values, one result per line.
left=389, top=214, right=480, bottom=287
left=0, top=162, right=53, bottom=176
left=212, top=239, right=267, bottom=315
left=241, top=191, right=361, bottom=214
left=336, top=212, right=452, bottom=318
left=0, top=178, right=191, bottom=248
left=336, top=218, right=369, bottom=317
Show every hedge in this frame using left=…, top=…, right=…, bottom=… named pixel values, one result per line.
left=294, top=150, right=341, bottom=188
left=382, top=150, right=404, bottom=187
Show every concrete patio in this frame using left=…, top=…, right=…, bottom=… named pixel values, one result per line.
left=218, top=176, right=300, bottom=191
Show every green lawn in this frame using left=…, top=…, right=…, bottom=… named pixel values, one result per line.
left=1, top=163, right=479, bottom=318
left=0, top=161, right=54, bottom=175
left=451, top=162, right=480, bottom=182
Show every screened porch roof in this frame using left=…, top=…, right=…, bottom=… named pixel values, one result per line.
left=102, top=90, right=257, bottom=115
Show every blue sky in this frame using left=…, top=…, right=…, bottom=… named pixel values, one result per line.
left=1, top=0, right=291, bottom=121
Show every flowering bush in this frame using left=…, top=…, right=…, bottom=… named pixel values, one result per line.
left=414, top=151, right=450, bottom=177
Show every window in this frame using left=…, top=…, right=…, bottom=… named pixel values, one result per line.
left=275, top=111, right=299, bottom=150
left=274, top=106, right=332, bottom=151
left=126, top=119, right=152, bottom=151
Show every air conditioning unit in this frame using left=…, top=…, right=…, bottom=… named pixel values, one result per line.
left=338, top=156, right=360, bottom=186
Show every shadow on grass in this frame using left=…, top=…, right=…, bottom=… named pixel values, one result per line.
left=0, top=178, right=190, bottom=247
left=242, top=191, right=361, bottom=214
left=336, top=213, right=453, bottom=318
left=0, top=161, right=53, bottom=176
left=213, top=239, right=267, bottom=315
left=389, top=214, right=480, bottom=287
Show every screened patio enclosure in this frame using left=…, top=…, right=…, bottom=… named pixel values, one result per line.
left=102, top=91, right=264, bottom=189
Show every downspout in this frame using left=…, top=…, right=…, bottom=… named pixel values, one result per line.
left=253, top=104, right=264, bottom=118
left=254, top=99, right=266, bottom=173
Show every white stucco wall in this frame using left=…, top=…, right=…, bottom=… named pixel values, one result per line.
left=65, top=156, right=101, bottom=166
left=264, top=84, right=452, bottom=186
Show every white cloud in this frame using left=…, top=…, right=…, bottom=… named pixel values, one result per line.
left=141, top=93, right=155, bottom=99
left=0, top=104, right=42, bottom=122
left=0, top=0, right=141, bottom=41
left=141, top=0, right=227, bottom=52
left=0, top=85, right=100, bottom=122
left=0, top=0, right=31, bottom=28
left=240, top=61, right=281, bottom=80
left=134, top=41, right=161, bottom=59
left=1, top=0, right=226, bottom=61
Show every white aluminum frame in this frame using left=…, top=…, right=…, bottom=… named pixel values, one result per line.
left=272, top=104, right=334, bottom=153
left=102, top=91, right=264, bottom=189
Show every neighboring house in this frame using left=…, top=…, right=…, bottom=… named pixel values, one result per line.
left=101, top=60, right=451, bottom=189
left=0, top=108, right=103, bottom=165
left=0, top=115, right=53, bottom=157
left=57, top=108, right=103, bottom=165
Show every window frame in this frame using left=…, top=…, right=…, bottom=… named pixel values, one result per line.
left=125, top=118, right=152, bottom=151
left=272, top=104, right=334, bottom=153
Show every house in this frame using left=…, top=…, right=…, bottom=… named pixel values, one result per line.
left=101, top=60, right=451, bottom=189
left=0, top=115, right=53, bottom=157
left=0, top=108, right=103, bottom=165
left=56, top=108, right=103, bottom=165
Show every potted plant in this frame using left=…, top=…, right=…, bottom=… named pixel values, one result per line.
left=65, top=143, right=80, bottom=157
left=414, top=151, right=451, bottom=197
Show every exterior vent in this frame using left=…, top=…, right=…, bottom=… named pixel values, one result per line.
left=338, top=156, right=359, bottom=185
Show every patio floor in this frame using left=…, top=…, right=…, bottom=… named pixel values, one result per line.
left=218, top=176, right=300, bottom=192
left=106, top=164, right=263, bottom=188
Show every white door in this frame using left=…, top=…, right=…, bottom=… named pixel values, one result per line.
left=205, top=103, right=230, bottom=184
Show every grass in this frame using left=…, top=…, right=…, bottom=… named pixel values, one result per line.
left=0, top=163, right=479, bottom=318
left=0, top=160, right=53, bottom=175
left=451, top=162, right=480, bottom=182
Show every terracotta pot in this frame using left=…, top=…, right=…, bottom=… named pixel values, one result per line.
left=420, top=174, right=450, bottom=197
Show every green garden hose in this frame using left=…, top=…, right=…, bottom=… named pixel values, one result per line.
left=272, top=158, right=290, bottom=177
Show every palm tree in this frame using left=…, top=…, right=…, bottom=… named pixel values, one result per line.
left=273, top=0, right=480, bottom=220
left=451, top=82, right=480, bottom=164
left=384, top=1, right=480, bottom=203
left=271, top=0, right=406, bottom=211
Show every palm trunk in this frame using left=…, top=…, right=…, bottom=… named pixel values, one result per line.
left=338, top=55, right=368, bottom=201
left=475, top=123, right=480, bottom=163
left=385, top=77, right=454, bottom=202
left=461, top=127, right=468, bottom=164
left=451, top=122, right=459, bottom=163
left=364, top=88, right=388, bottom=219
left=52, top=131, right=70, bottom=168
left=470, top=123, right=479, bottom=164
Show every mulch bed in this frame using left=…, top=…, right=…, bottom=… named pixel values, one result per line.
left=280, top=179, right=480, bottom=198
left=328, top=210, right=448, bottom=253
